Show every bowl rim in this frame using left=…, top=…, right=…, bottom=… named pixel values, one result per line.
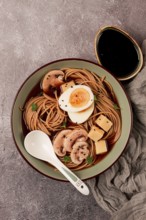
left=94, top=25, right=144, bottom=81
left=11, top=58, right=133, bottom=181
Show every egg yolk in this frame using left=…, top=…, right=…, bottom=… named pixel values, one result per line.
left=69, top=88, right=90, bottom=108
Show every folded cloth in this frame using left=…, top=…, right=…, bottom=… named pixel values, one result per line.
left=87, top=40, right=146, bottom=220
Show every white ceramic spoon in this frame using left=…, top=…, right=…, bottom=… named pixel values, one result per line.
left=24, top=130, right=89, bottom=195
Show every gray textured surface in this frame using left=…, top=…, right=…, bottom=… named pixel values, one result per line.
left=0, top=0, right=146, bottom=220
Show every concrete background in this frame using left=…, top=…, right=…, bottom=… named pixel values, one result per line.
left=0, top=0, right=146, bottom=219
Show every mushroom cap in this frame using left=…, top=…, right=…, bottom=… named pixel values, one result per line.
left=63, top=129, right=88, bottom=152
left=53, top=129, right=72, bottom=156
left=71, top=141, right=89, bottom=165
left=41, top=70, right=64, bottom=93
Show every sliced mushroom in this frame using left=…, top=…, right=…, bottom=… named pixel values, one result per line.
left=53, top=129, right=72, bottom=156
left=70, top=141, right=89, bottom=165
left=63, top=129, right=88, bottom=152
left=76, top=136, right=87, bottom=142
left=41, top=70, right=64, bottom=94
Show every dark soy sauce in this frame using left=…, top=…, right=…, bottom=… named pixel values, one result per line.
left=97, top=29, right=139, bottom=78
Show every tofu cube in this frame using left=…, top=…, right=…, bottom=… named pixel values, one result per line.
left=95, top=114, right=113, bottom=132
left=95, top=140, right=108, bottom=155
left=88, top=125, right=104, bottom=142
left=60, top=80, right=75, bottom=93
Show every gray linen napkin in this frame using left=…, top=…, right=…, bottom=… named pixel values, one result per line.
left=88, top=40, right=146, bottom=220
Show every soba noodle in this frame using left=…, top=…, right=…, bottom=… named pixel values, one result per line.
left=23, top=68, right=121, bottom=170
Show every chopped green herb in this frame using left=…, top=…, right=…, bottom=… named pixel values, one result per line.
left=63, top=155, right=71, bottom=163
left=31, top=103, right=38, bottom=111
left=86, top=156, right=93, bottom=164
left=61, top=121, right=67, bottom=128
left=94, top=95, right=98, bottom=102
left=113, top=103, right=120, bottom=110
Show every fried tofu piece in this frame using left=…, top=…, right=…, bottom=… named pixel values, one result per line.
left=88, top=125, right=104, bottom=142
left=60, top=80, right=75, bottom=93
left=95, top=114, right=113, bottom=132
left=95, top=140, right=108, bottom=155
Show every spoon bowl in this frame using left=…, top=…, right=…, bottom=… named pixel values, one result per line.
left=24, top=130, right=90, bottom=195
left=24, top=130, right=57, bottom=163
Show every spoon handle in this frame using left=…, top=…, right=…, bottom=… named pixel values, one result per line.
left=52, top=159, right=89, bottom=195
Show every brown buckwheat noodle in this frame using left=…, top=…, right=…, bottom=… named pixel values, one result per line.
left=23, top=68, right=121, bottom=170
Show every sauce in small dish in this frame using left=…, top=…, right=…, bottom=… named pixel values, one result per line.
left=95, top=26, right=143, bottom=81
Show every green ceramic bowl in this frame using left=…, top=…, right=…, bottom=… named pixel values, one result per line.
left=11, top=59, right=132, bottom=181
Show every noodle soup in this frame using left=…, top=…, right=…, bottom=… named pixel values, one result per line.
left=23, top=68, right=121, bottom=170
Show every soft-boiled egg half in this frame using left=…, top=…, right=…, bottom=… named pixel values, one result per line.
left=59, top=85, right=94, bottom=112
left=59, top=85, right=94, bottom=123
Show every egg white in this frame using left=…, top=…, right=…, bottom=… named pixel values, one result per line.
left=68, top=102, right=94, bottom=124
left=59, top=85, right=94, bottom=112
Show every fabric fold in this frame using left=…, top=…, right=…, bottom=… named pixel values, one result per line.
left=88, top=41, right=146, bottom=220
